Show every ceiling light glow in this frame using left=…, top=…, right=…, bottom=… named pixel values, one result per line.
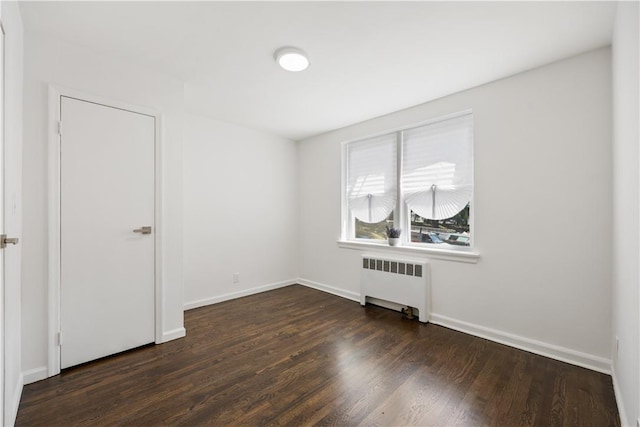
left=275, top=47, right=309, bottom=72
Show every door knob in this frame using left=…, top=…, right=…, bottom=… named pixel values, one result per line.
left=0, top=234, right=19, bottom=249
left=133, top=226, right=152, bottom=235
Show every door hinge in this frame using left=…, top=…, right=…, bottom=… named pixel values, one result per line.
left=57, top=331, right=62, bottom=346
left=58, top=121, right=62, bottom=136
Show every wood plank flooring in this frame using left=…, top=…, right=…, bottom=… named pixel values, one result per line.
left=16, top=285, right=619, bottom=426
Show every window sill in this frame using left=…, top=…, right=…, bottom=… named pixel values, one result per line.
left=336, top=240, right=480, bottom=264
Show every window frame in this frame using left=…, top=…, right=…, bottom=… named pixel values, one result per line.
left=340, top=110, right=477, bottom=260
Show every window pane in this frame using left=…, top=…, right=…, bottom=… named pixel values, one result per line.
left=355, top=213, right=394, bottom=241
left=342, top=112, right=473, bottom=249
left=402, top=114, right=473, bottom=221
left=410, top=203, right=470, bottom=246
left=347, top=134, right=397, bottom=223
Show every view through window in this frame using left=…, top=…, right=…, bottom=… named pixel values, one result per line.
left=354, top=205, right=470, bottom=246
left=346, top=112, right=473, bottom=248
left=409, top=203, right=470, bottom=246
left=355, top=213, right=394, bottom=240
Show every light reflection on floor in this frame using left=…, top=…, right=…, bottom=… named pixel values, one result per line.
left=326, top=328, right=483, bottom=426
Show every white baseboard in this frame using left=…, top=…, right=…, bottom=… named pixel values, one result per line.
left=160, top=327, right=186, bottom=343
left=297, top=278, right=360, bottom=302
left=184, top=277, right=612, bottom=376
left=23, top=366, right=49, bottom=385
left=430, top=313, right=611, bottom=374
left=5, top=373, right=23, bottom=427
left=298, top=278, right=611, bottom=375
left=184, top=279, right=297, bottom=311
left=611, top=365, right=631, bottom=427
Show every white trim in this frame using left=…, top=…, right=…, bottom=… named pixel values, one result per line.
left=47, top=86, right=61, bottom=377
left=340, top=109, right=475, bottom=249
left=184, top=279, right=297, bottom=311
left=297, top=278, right=360, bottom=302
left=340, top=138, right=349, bottom=241
left=299, top=278, right=612, bottom=375
left=430, top=313, right=612, bottom=374
left=5, top=373, right=22, bottom=427
left=397, top=130, right=406, bottom=245
left=50, top=86, right=159, bottom=118
left=153, top=112, right=164, bottom=345
left=160, top=328, right=186, bottom=343
left=339, top=109, right=473, bottom=147
left=22, top=367, right=48, bottom=385
left=611, top=365, right=631, bottom=427
left=0, top=17, right=5, bottom=427
left=337, top=240, right=479, bottom=263
left=47, top=85, right=164, bottom=378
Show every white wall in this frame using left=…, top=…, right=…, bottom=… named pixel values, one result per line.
left=22, top=33, right=185, bottom=382
left=298, top=48, right=613, bottom=371
left=611, top=2, right=640, bottom=426
left=2, top=1, right=23, bottom=424
left=183, top=114, right=298, bottom=308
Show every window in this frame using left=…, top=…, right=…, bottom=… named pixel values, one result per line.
left=343, top=112, right=473, bottom=248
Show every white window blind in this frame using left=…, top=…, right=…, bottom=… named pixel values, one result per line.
left=402, top=114, right=473, bottom=220
left=347, top=134, right=397, bottom=223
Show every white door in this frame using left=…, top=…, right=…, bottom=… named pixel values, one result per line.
left=0, top=18, right=5, bottom=425
left=60, top=96, right=155, bottom=369
left=2, top=20, right=20, bottom=426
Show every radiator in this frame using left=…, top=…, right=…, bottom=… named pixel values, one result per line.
left=360, top=255, right=430, bottom=323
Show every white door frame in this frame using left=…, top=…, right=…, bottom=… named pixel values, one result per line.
left=0, top=16, right=5, bottom=426
left=47, top=85, right=164, bottom=377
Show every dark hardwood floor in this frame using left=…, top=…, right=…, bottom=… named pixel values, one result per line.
left=17, top=285, right=619, bottom=426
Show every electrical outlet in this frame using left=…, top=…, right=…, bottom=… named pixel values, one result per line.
left=233, top=273, right=239, bottom=284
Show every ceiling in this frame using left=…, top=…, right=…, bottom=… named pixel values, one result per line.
left=19, top=1, right=616, bottom=141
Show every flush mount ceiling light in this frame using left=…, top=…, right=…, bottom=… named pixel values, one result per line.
left=274, top=47, right=309, bottom=72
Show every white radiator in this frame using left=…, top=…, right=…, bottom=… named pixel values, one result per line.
left=360, top=255, right=430, bottom=323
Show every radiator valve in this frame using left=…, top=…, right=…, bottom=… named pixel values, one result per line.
left=401, top=306, right=416, bottom=320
